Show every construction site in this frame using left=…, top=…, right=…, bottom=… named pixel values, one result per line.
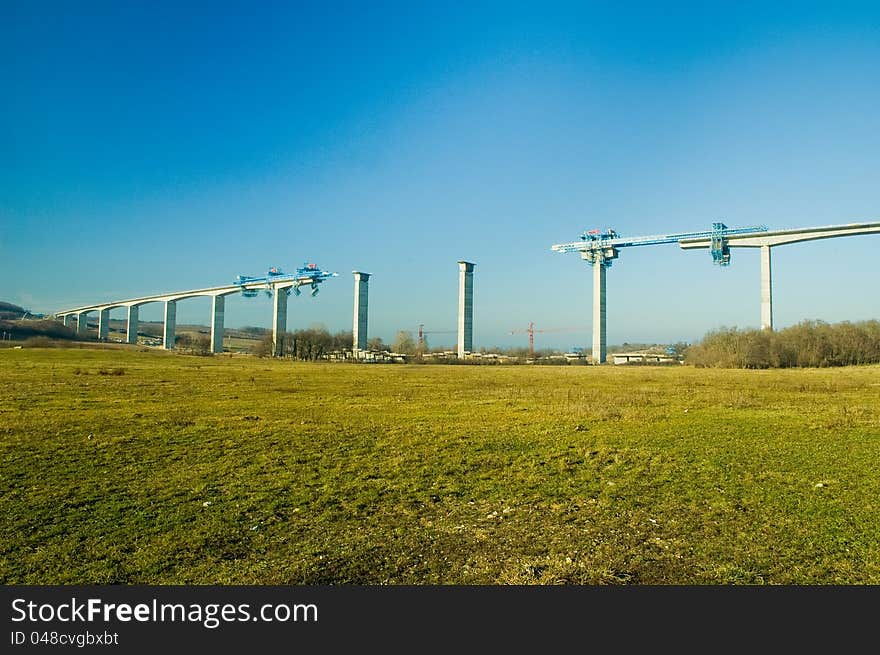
left=42, top=220, right=880, bottom=365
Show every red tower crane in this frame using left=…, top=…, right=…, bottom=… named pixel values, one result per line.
left=509, top=322, right=587, bottom=358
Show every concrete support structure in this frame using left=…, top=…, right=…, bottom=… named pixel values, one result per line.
left=163, top=301, right=177, bottom=350
left=76, top=311, right=90, bottom=337
left=272, top=287, right=289, bottom=357
left=579, top=246, right=617, bottom=365
left=63, top=315, right=75, bottom=329
left=98, top=309, right=110, bottom=341
left=210, top=295, right=225, bottom=354
left=457, top=261, right=475, bottom=357
left=760, top=245, right=773, bottom=331
left=592, top=261, right=607, bottom=364
left=126, top=305, right=139, bottom=344
left=352, top=271, right=370, bottom=352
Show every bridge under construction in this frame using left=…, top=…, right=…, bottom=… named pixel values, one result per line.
left=552, top=220, right=880, bottom=364
left=52, top=220, right=878, bottom=363
left=54, top=265, right=339, bottom=356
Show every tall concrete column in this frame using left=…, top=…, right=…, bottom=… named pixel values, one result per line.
left=352, top=271, right=370, bottom=352
left=76, top=312, right=90, bottom=337
left=760, top=245, right=773, bottom=331
left=211, top=295, right=225, bottom=354
left=98, top=309, right=110, bottom=341
left=592, top=260, right=607, bottom=364
left=163, top=301, right=177, bottom=350
left=126, top=305, right=139, bottom=344
left=63, top=315, right=74, bottom=328
left=272, top=287, right=288, bottom=357
left=457, top=261, right=475, bottom=357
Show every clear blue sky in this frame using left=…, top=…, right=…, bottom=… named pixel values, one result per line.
left=2, top=1, right=879, bottom=350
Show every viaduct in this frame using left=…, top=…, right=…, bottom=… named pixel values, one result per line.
left=54, top=276, right=339, bottom=356
left=54, top=262, right=478, bottom=359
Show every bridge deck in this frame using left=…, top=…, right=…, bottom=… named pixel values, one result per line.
left=680, top=221, right=880, bottom=249
left=55, top=279, right=301, bottom=316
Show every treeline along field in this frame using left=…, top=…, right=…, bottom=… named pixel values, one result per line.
left=1, top=348, right=879, bottom=584
left=687, top=320, right=880, bottom=369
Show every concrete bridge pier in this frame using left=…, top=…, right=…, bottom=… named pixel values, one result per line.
left=457, top=261, right=474, bottom=357
left=352, top=271, right=370, bottom=353
left=164, top=301, right=177, bottom=350
left=126, top=306, right=139, bottom=344
left=77, top=311, right=90, bottom=337
left=581, top=246, right=616, bottom=365
left=761, top=245, right=773, bottom=331
left=98, top=309, right=110, bottom=341
left=272, top=286, right=289, bottom=357
left=592, top=260, right=607, bottom=364
left=63, top=315, right=75, bottom=329
left=210, top=295, right=225, bottom=354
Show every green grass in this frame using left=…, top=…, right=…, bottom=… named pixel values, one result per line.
left=2, top=348, right=879, bottom=584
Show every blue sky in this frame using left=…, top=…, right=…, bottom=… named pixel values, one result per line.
left=2, top=1, right=879, bottom=350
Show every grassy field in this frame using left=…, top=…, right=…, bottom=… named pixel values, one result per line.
left=2, top=347, right=879, bottom=584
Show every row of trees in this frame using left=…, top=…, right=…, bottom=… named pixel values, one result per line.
left=252, top=327, right=355, bottom=360
left=251, top=327, right=445, bottom=359
left=685, top=320, right=880, bottom=368
left=242, top=321, right=880, bottom=368
left=175, top=333, right=212, bottom=355
left=248, top=327, right=509, bottom=359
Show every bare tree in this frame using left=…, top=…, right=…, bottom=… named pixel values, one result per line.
left=367, top=336, right=386, bottom=351
left=392, top=330, right=417, bottom=355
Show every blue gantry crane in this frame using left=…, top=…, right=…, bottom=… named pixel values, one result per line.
left=551, top=222, right=769, bottom=364
left=234, top=263, right=338, bottom=298
left=551, top=222, right=768, bottom=266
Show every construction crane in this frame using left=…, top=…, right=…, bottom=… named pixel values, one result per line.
left=417, top=324, right=456, bottom=354
left=551, top=222, right=769, bottom=365
left=233, top=263, right=339, bottom=298
left=509, top=322, right=588, bottom=358
left=551, top=222, right=768, bottom=266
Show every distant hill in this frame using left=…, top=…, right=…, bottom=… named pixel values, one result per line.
left=0, top=301, right=27, bottom=320
left=0, top=318, right=76, bottom=340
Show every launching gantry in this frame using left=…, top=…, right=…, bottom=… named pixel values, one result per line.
left=551, top=222, right=768, bottom=364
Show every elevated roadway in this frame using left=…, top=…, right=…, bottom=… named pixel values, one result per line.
left=680, top=221, right=880, bottom=330
left=54, top=276, right=323, bottom=355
